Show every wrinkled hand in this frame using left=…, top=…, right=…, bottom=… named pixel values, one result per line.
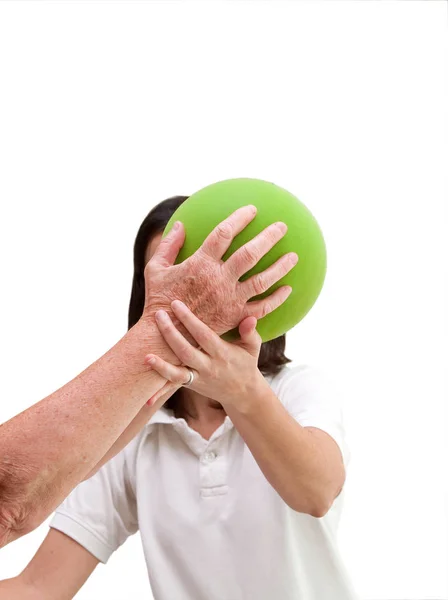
left=145, top=299, right=269, bottom=408
left=143, top=205, right=297, bottom=339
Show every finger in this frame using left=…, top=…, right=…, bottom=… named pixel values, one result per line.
left=225, top=221, right=288, bottom=280
left=238, top=316, right=262, bottom=348
left=199, top=205, right=257, bottom=261
left=145, top=354, right=192, bottom=386
left=150, top=221, right=185, bottom=267
left=171, top=300, right=221, bottom=357
left=240, top=252, right=298, bottom=300
left=238, top=315, right=258, bottom=339
left=154, top=310, right=208, bottom=370
left=243, top=285, right=293, bottom=321
left=146, top=381, right=180, bottom=407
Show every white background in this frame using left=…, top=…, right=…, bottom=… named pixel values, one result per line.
left=0, top=1, right=446, bottom=599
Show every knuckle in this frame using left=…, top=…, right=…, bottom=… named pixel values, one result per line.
left=216, top=221, right=233, bottom=240
left=143, top=261, right=153, bottom=277
left=282, top=253, right=295, bottom=269
left=272, top=263, right=288, bottom=282
left=260, top=301, right=271, bottom=319
left=200, top=330, right=214, bottom=346
left=241, top=244, right=258, bottom=265
left=209, top=362, right=221, bottom=379
left=261, top=225, right=280, bottom=247
left=281, top=259, right=291, bottom=275
left=266, top=227, right=279, bottom=244
left=216, top=343, right=228, bottom=359
left=252, top=274, right=266, bottom=295
left=176, top=371, right=188, bottom=384
left=157, top=237, right=170, bottom=252
left=178, top=344, right=192, bottom=360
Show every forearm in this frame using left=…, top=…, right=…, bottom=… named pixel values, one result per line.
left=0, top=578, right=38, bottom=600
left=83, top=382, right=181, bottom=480
left=224, top=374, right=345, bottom=516
left=0, top=319, right=175, bottom=546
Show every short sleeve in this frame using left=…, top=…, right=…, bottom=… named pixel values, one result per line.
left=273, top=364, right=351, bottom=467
left=49, top=445, right=138, bottom=564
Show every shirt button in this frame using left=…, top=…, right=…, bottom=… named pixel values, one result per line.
left=202, top=451, right=217, bottom=464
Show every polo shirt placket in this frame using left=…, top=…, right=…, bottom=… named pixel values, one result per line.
left=172, top=416, right=234, bottom=498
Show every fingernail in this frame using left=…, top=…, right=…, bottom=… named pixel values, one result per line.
left=289, top=252, right=298, bottom=264
left=172, top=299, right=185, bottom=310
left=156, top=310, right=168, bottom=321
left=172, top=221, right=181, bottom=231
left=276, top=222, right=287, bottom=233
left=248, top=205, right=257, bottom=214
left=147, top=357, right=156, bottom=364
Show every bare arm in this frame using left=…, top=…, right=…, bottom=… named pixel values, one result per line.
left=224, top=378, right=346, bottom=517
left=0, top=529, right=99, bottom=600
left=0, top=318, right=171, bottom=547
left=83, top=383, right=181, bottom=480
left=0, top=214, right=185, bottom=545
left=0, top=205, right=290, bottom=546
left=144, top=300, right=345, bottom=518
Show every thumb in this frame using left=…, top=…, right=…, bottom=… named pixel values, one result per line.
left=238, top=316, right=261, bottom=348
left=152, top=221, right=185, bottom=267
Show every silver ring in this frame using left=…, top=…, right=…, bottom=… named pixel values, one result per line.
left=182, top=368, right=194, bottom=387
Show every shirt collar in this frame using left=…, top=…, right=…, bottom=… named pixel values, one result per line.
left=146, top=373, right=275, bottom=428
left=146, top=406, right=235, bottom=436
left=147, top=406, right=178, bottom=426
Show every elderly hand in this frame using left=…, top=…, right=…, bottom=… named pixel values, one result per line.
left=144, top=298, right=274, bottom=408
left=143, top=205, right=297, bottom=338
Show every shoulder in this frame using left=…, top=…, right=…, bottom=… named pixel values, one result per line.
left=268, top=363, right=330, bottom=399
left=268, top=364, right=350, bottom=465
left=268, top=363, right=345, bottom=417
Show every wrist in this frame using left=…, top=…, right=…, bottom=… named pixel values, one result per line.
left=142, top=306, right=199, bottom=352
left=222, top=369, right=268, bottom=415
left=133, top=317, right=182, bottom=366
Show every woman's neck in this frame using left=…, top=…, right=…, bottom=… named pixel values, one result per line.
left=178, top=389, right=225, bottom=424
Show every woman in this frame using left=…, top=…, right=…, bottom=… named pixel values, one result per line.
left=2, top=196, right=358, bottom=599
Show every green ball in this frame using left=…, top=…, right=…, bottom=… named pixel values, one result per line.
left=163, top=178, right=326, bottom=343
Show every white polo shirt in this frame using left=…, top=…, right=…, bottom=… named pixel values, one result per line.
left=50, top=364, right=359, bottom=600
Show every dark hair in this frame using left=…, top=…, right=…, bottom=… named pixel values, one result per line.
left=128, top=196, right=292, bottom=417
